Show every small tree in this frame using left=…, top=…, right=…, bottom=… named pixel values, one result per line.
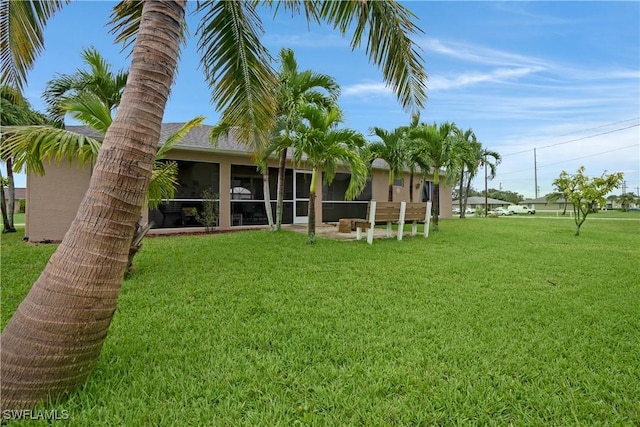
left=195, top=188, right=219, bottom=232
left=553, top=167, right=623, bottom=235
left=618, top=192, right=636, bottom=212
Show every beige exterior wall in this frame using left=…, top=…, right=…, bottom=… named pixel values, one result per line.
left=26, top=147, right=451, bottom=241
left=368, top=169, right=452, bottom=218
left=26, top=160, right=92, bottom=242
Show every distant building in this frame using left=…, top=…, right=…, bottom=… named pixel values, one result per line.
left=452, top=196, right=510, bottom=211
left=523, top=196, right=568, bottom=212
left=2, top=187, right=26, bottom=213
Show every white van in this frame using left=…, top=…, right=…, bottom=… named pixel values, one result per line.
left=507, top=205, right=535, bottom=215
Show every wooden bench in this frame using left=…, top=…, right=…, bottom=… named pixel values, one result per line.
left=355, top=200, right=432, bottom=244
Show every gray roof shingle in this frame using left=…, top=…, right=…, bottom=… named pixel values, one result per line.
left=66, top=123, right=438, bottom=173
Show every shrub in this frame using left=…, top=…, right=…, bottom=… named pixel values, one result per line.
left=195, top=188, right=219, bottom=232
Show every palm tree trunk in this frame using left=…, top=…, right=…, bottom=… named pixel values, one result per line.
left=432, top=183, right=440, bottom=231
left=275, top=148, right=287, bottom=230
left=262, top=166, right=274, bottom=229
left=307, top=169, right=317, bottom=243
left=0, top=1, right=186, bottom=412
left=388, top=173, right=394, bottom=202
left=6, top=157, right=16, bottom=230
left=409, top=172, right=414, bottom=202
left=0, top=166, right=16, bottom=233
left=459, top=169, right=466, bottom=219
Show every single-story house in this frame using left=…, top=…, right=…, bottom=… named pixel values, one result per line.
left=25, top=123, right=452, bottom=242
left=2, top=187, right=26, bottom=213
left=452, top=196, right=510, bottom=211
left=523, top=196, right=568, bottom=213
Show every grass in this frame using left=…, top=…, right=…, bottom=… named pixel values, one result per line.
left=1, top=216, right=639, bottom=425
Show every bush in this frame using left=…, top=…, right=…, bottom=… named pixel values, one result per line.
left=195, top=188, right=219, bottom=232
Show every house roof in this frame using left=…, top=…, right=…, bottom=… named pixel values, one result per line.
left=67, top=123, right=436, bottom=174
left=2, top=187, right=26, bottom=199
left=523, top=196, right=567, bottom=204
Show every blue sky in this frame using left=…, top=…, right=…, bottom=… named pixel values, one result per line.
left=17, top=1, right=640, bottom=199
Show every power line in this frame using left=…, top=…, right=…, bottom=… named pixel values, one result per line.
left=554, top=117, right=640, bottom=138
left=537, top=144, right=639, bottom=169
left=497, top=144, right=639, bottom=176
left=537, top=124, right=639, bottom=150
left=501, top=121, right=640, bottom=157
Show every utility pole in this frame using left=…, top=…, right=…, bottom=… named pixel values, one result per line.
left=622, top=180, right=627, bottom=194
left=534, top=148, right=538, bottom=199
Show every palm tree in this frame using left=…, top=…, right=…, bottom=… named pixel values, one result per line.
left=288, top=104, right=368, bottom=243
left=43, top=46, right=128, bottom=127
left=408, top=122, right=458, bottom=231
left=366, top=127, right=407, bottom=201
left=0, top=85, right=48, bottom=233
left=476, top=147, right=501, bottom=216
left=618, top=192, right=636, bottom=212
left=0, top=0, right=69, bottom=92
left=1, top=48, right=202, bottom=230
left=402, top=113, right=423, bottom=202
left=273, top=48, right=340, bottom=230
left=0, top=1, right=427, bottom=411
left=455, top=129, right=500, bottom=218
left=452, top=126, right=476, bottom=218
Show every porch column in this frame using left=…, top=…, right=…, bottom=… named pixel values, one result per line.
left=219, top=162, right=231, bottom=230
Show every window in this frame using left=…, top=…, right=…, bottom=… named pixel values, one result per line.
left=149, top=160, right=220, bottom=229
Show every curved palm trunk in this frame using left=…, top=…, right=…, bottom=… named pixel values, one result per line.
left=275, top=148, right=287, bottom=230
left=0, top=1, right=186, bottom=412
left=262, top=167, right=274, bottom=229
left=307, top=168, right=317, bottom=243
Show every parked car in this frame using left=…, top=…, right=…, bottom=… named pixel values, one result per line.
left=507, top=204, right=535, bottom=215
left=452, top=207, right=461, bottom=215
left=465, top=208, right=476, bottom=215
left=489, top=207, right=512, bottom=216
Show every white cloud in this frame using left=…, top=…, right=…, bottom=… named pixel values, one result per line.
left=421, top=38, right=549, bottom=68
left=263, top=33, right=348, bottom=48
left=342, top=82, right=393, bottom=98
left=429, top=66, right=544, bottom=91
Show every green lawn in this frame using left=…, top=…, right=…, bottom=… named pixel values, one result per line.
left=1, top=217, right=639, bottom=425
left=0, top=213, right=25, bottom=232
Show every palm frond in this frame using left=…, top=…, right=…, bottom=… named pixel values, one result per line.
left=147, top=160, right=178, bottom=210
left=197, top=1, right=277, bottom=149
left=309, top=0, right=427, bottom=113
left=43, top=46, right=128, bottom=126
left=157, top=115, right=205, bottom=159
left=0, top=86, right=47, bottom=126
left=63, top=93, right=113, bottom=135
left=0, top=0, right=68, bottom=91
left=1, top=125, right=101, bottom=174
left=108, top=0, right=143, bottom=53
